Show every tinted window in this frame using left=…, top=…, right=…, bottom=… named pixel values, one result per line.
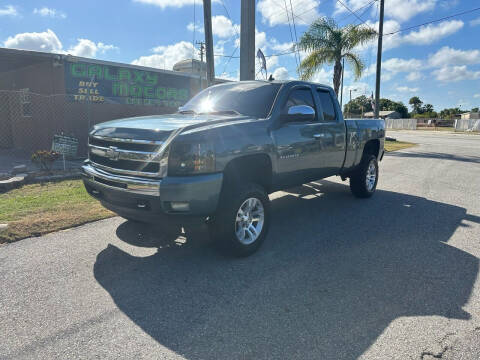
left=285, top=88, right=315, bottom=111
left=317, top=90, right=337, bottom=122
left=180, top=82, right=281, bottom=118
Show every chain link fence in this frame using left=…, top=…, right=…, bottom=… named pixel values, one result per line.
left=0, top=89, right=179, bottom=159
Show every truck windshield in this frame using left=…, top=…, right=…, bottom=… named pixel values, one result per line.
left=179, top=82, right=281, bottom=118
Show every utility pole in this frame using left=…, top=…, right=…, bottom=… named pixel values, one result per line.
left=196, top=41, right=205, bottom=89
left=203, top=0, right=214, bottom=86
left=240, top=0, right=255, bottom=80
left=340, top=57, right=345, bottom=108
left=196, top=41, right=205, bottom=63
left=374, top=0, right=385, bottom=118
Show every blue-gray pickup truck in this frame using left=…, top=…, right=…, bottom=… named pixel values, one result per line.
left=83, top=80, right=385, bottom=256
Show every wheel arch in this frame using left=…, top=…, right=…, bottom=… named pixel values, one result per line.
left=363, top=139, right=380, bottom=159
left=222, top=154, right=273, bottom=193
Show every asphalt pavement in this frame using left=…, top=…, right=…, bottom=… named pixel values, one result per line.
left=1, top=130, right=479, bottom=359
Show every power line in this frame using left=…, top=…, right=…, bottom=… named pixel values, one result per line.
left=337, top=0, right=377, bottom=24
left=288, top=0, right=302, bottom=67
left=384, top=6, right=480, bottom=35
left=218, top=0, right=240, bottom=77
left=283, top=0, right=298, bottom=67
left=336, top=0, right=368, bottom=24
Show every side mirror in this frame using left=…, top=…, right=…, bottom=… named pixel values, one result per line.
left=285, top=105, right=315, bottom=123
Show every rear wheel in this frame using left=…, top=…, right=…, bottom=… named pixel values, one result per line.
left=209, top=182, right=270, bottom=257
left=349, top=154, right=378, bottom=198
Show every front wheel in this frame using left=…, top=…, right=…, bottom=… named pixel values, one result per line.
left=349, top=154, right=379, bottom=198
left=209, top=183, right=270, bottom=257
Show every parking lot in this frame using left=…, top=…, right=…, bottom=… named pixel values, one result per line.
left=1, top=130, right=479, bottom=359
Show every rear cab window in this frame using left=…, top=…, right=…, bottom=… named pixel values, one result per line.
left=316, top=89, right=337, bottom=122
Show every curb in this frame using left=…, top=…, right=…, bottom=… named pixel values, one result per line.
left=0, top=224, right=8, bottom=233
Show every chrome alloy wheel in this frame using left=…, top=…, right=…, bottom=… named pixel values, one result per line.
left=235, top=198, right=265, bottom=245
left=366, top=159, right=377, bottom=191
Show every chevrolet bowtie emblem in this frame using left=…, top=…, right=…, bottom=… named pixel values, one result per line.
left=106, top=146, right=120, bottom=161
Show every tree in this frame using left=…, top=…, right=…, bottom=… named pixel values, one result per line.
left=423, top=104, right=434, bottom=113
left=409, top=96, right=423, bottom=114
left=297, top=18, right=377, bottom=95
left=344, top=96, right=409, bottom=118
left=343, top=95, right=372, bottom=115
left=472, top=107, right=479, bottom=113
left=379, top=98, right=409, bottom=118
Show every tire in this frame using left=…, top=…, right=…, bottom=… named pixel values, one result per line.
left=209, top=182, right=270, bottom=257
left=349, top=154, right=379, bottom=198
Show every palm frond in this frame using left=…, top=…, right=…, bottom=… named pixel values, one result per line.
left=343, top=52, right=364, bottom=80
left=298, top=17, right=339, bottom=53
left=298, top=49, right=335, bottom=80
left=342, top=25, right=377, bottom=51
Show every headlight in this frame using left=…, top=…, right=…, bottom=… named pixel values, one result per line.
left=168, top=141, right=215, bottom=176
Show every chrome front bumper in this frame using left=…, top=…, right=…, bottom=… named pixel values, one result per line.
left=82, top=162, right=161, bottom=196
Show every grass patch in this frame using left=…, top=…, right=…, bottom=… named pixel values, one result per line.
left=0, top=180, right=113, bottom=244
left=385, top=140, right=416, bottom=152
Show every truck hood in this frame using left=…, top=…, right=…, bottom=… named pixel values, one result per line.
left=91, top=113, right=250, bottom=141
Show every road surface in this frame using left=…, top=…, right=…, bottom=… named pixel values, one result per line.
left=1, top=130, right=479, bottom=359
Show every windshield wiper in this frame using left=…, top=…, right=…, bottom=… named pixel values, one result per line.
left=200, top=110, right=241, bottom=116
left=178, top=109, right=197, bottom=115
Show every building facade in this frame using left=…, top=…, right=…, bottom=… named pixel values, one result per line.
left=0, top=48, right=216, bottom=156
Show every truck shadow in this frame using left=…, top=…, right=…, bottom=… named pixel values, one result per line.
left=94, top=180, right=479, bottom=360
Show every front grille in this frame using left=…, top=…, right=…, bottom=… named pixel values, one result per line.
left=88, top=135, right=164, bottom=177
left=89, top=137, right=160, bottom=152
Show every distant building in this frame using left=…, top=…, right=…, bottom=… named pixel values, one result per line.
left=364, top=110, right=401, bottom=119
left=460, top=112, right=480, bottom=120
left=173, top=59, right=207, bottom=77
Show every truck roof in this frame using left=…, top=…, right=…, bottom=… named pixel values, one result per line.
left=232, top=79, right=334, bottom=92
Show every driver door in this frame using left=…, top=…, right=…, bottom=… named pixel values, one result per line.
left=272, top=86, right=326, bottom=187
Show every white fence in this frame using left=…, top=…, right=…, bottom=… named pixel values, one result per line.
left=385, top=118, right=417, bottom=130
left=455, top=119, right=480, bottom=132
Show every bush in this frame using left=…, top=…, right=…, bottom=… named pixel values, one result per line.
left=31, top=150, right=60, bottom=172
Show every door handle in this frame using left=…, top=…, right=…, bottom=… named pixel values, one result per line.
left=313, top=133, right=324, bottom=140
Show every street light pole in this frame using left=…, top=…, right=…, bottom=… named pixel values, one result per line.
left=374, top=0, right=385, bottom=118
left=240, top=0, right=255, bottom=80
left=203, top=0, right=215, bottom=87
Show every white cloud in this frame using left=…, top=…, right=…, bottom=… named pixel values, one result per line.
left=211, top=15, right=239, bottom=39
left=258, top=0, right=321, bottom=26
left=396, top=86, right=419, bottom=92
left=0, top=5, right=18, bottom=17
left=335, top=0, right=435, bottom=23
left=470, top=17, right=480, bottom=27
left=311, top=67, right=332, bottom=85
left=406, top=72, right=422, bottom=81
left=428, top=46, right=480, bottom=67
left=3, top=29, right=117, bottom=58
left=133, top=0, right=219, bottom=9
left=270, top=40, right=295, bottom=54
left=384, top=0, right=436, bottom=22
left=4, top=29, right=62, bottom=52
left=402, top=20, right=464, bottom=45
left=474, top=94, right=480, bottom=98
left=368, top=19, right=464, bottom=51
left=272, top=67, right=290, bottom=80
left=132, top=41, right=197, bottom=70
left=382, top=58, right=423, bottom=73
left=432, top=65, right=480, bottom=82
left=187, top=22, right=203, bottom=33
left=67, top=39, right=118, bottom=57
left=33, top=7, right=66, bottom=18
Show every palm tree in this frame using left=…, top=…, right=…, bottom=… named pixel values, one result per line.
left=298, top=18, right=377, bottom=95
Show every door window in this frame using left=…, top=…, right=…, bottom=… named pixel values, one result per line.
left=284, top=88, right=316, bottom=121
left=317, top=90, right=337, bottom=122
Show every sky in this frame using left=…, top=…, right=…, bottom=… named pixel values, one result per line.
left=1, top=0, right=479, bottom=111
